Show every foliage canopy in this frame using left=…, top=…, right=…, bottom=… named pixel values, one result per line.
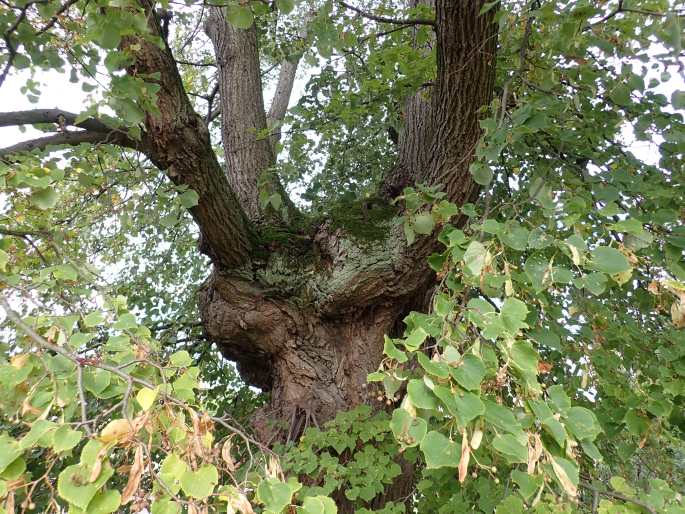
left=0, top=0, right=684, bottom=513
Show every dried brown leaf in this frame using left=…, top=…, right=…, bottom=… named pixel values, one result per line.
left=121, top=445, right=145, bottom=504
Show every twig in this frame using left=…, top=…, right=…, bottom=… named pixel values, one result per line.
left=337, top=0, right=435, bottom=27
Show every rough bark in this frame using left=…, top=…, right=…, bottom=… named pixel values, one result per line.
left=195, top=0, right=498, bottom=459
left=206, top=9, right=275, bottom=220
left=126, top=2, right=256, bottom=269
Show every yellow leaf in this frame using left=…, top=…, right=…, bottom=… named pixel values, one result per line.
left=222, top=439, right=236, bottom=473
left=671, top=298, right=685, bottom=328
left=550, top=456, right=577, bottom=497
left=99, top=419, right=132, bottom=444
left=135, top=387, right=158, bottom=411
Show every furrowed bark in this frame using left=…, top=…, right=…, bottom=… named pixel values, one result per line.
left=200, top=0, right=498, bottom=431
left=423, top=0, right=498, bottom=204
left=206, top=9, right=275, bottom=219
left=126, top=2, right=255, bottom=269
left=383, top=0, right=497, bottom=207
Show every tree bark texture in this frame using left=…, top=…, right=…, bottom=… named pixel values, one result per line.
left=193, top=0, right=498, bottom=438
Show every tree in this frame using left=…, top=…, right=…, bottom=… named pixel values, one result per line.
left=0, top=0, right=684, bottom=512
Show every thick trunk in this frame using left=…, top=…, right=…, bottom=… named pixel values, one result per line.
left=123, top=1, right=497, bottom=510
left=199, top=271, right=408, bottom=439
left=198, top=222, right=433, bottom=438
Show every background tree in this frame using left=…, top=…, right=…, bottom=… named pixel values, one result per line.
left=0, top=0, right=684, bottom=513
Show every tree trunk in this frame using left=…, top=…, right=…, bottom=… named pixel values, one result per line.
left=125, top=1, right=497, bottom=510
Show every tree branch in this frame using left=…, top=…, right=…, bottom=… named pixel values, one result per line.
left=0, top=108, right=111, bottom=132
left=422, top=0, right=499, bottom=204
left=205, top=7, right=286, bottom=220
left=338, top=1, right=435, bottom=27
left=266, top=61, right=298, bottom=150
left=117, top=1, right=255, bottom=268
left=0, top=130, right=133, bottom=160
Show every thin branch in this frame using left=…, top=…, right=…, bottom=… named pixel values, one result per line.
left=338, top=0, right=435, bottom=27
left=579, top=482, right=657, bottom=514
left=0, top=131, right=129, bottom=160
left=35, top=0, right=80, bottom=36
left=0, top=294, right=272, bottom=457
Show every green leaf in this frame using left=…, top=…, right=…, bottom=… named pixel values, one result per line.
left=672, top=90, right=685, bottom=110
left=178, top=189, right=199, bottom=208
left=57, top=465, right=99, bottom=509
left=495, top=495, right=525, bottom=513
left=403, top=327, right=428, bottom=352
left=547, top=385, right=571, bottom=413
left=83, top=311, right=105, bottom=327
left=0, top=435, right=21, bottom=474
left=511, top=470, right=543, bottom=501
left=170, top=350, right=192, bottom=367
left=257, top=478, right=296, bottom=513
left=276, top=0, right=296, bottom=13
left=19, top=419, right=57, bottom=449
left=407, top=379, right=438, bottom=410
left=413, top=212, right=435, bottom=235
left=565, top=406, right=601, bottom=441
left=528, top=399, right=566, bottom=447
left=454, top=391, right=485, bottom=423
left=590, top=247, right=631, bottom=274
left=390, top=408, right=427, bottom=447
left=180, top=464, right=218, bottom=499
left=227, top=5, right=254, bottom=29
left=159, top=454, right=187, bottom=495
left=151, top=498, right=180, bottom=514
left=417, top=352, right=449, bottom=378
left=383, top=336, right=408, bottom=363
left=499, top=222, right=529, bottom=251
left=31, top=188, right=59, bottom=209
left=300, top=495, right=337, bottom=514
left=463, top=241, right=488, bottom=276
left=492, top=434, right=528, bottom=463
left=450, top=354, right=486, bottom=391
left=509, top=340, right=539, bottom=390
left=112, top=312, right=137, bottom=330
left=500, top=298, right=529, bottom=335
left=420, top=431, right=459, bottom=469
left=470, top=162, right=493, bottom=185
left=529, top=328, right=561, bottom=351
left=484, top=400, right=522, bottom=435
left=52, top=426, right=83, bottom=453
left=87, top=489, right=121, bottom=514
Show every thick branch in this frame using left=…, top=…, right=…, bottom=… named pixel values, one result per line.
left=338, top=1, right=435, bottom=26
left=385, top=1, right=497, bottom=204
left=423, top=0, right=498, bottom=203
left=267, top=60, right=298, bottom=148
left=119, top=1, right=255, bottom=268
left=0, top=108, right=111, bottom=132
left=206, top=8, right=275, bottom=220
